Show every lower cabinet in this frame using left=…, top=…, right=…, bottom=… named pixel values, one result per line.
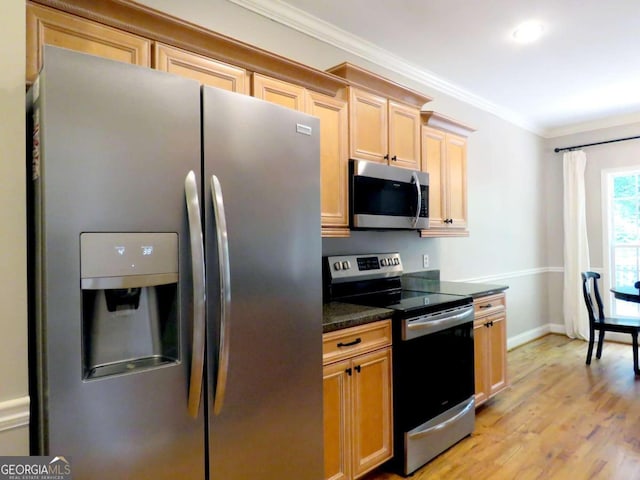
left=473, top=293, right=508, bottom=406
left=322, top=320, right=393, bottom=480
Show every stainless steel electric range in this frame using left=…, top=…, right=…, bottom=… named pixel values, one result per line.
left=324, top=252, right=475, bottom=476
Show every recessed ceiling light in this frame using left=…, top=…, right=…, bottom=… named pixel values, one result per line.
left=512, top=20, right=544, bottom=44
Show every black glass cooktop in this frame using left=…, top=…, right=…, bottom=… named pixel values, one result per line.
left=346, top=289, right=472, bottom=315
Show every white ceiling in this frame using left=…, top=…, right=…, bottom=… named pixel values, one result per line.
left=229, top=0, right=640, bottom=137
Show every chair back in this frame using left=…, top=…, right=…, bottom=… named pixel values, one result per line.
left=581, top=271, right=605, bottom=324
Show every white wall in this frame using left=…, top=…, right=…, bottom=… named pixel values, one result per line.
left=0, top=0, right=28, bottom=454
left=545, top=121, right=640, bottom=322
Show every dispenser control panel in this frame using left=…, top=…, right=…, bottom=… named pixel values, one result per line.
left=80, top=232, right=178, bottom=289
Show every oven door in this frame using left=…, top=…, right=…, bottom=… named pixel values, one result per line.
left=393, top=306, right=475, bottom=432
left=350, top=159, right=428, bottom=229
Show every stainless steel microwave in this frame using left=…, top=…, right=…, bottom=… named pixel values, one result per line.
left=349, top=159, right=429, bottom=230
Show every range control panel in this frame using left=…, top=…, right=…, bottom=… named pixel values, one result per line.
left=326, top=253, right=403, bottom=283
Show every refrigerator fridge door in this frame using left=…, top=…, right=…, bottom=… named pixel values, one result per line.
left=202, top=86, right=324, bottom=479
left=29, top=46, right=205, bottom=479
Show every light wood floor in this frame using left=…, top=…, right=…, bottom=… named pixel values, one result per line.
left=363, top=334, right=640, bottom=480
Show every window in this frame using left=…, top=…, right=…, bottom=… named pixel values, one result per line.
left=605, top=169, right=640, bottom=317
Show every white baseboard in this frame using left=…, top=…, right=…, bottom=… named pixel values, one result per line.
left=0, top=396, right=30, bottom=432
left=507, top=322, right=567, bottom=350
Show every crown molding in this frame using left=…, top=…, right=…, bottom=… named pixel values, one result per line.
left=228, top=0, right=545, bottom=135
left=545, top=111, right=640, bottom=139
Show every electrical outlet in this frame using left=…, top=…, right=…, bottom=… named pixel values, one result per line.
left=423, top=254, right=429, bottom=268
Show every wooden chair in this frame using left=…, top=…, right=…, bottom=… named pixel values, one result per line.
left=581, top=271, right=640, bottom=375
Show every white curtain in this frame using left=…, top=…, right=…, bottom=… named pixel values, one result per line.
left=563, top=150, right=590, bottom=340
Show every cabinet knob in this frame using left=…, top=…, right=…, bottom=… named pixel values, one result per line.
left=391, top=155, right=397, bottom=161
left=354, top=365, right=361, bottom=373
left=384, top=154, right=389, bottom=160
left=346, top=367, right=352, bottom=376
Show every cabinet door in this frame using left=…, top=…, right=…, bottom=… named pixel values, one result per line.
left=488, top=314, right=508, bottom=397
left=323, top=360, right=352, bottom=480
left=421, top=126, right=447, bottom=228
left=26, top=2, right=151, bottom=84
left=252, top=73, right=306, bottom=111
left=473, top=320, right=490, bottom=406
left=445, top=133, right=468, bottom=230
left=307, top=92, right=350, bottom=237
left=349, top=88, right=388, bottom=163
left=154, top=43, right=248, bottom=93
left=388, top=101, right=421, bottom=170
left=351, top=348, right=393, bottom=478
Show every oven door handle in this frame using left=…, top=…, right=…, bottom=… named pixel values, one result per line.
left=404, top=306, right=474, bottom=339
left=411, top=171, right=422, bottom=228
left=407, top=397, right=475, bottom=440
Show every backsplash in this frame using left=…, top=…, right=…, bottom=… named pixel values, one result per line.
left=322, top=230, right=440, bottom=273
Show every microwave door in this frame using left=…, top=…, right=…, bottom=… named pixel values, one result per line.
left=350, top=160, right=429, bottom=229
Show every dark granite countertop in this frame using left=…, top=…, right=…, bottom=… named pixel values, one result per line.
left=323, top=272, right=508, bottom=333
left=402, top=272, right=508, bottom=299
left=323, top=302, right=393, bottom=333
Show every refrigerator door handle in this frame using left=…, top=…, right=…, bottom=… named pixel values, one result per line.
left=211, top=174, right=231, bottom=415
left=185, top=171, right=206, bottom=419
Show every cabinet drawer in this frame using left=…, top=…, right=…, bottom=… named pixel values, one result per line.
left=323, top=320, right=391, bottom=365
left=473, top=293, right=506, bottom=319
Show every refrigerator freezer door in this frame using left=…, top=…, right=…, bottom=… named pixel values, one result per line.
left=30, top=47, right=204, bottom=479
left=203, top=87, right=323, bottom=479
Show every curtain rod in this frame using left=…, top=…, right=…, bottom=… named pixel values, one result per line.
left=554, top=134, right=640, bottom=153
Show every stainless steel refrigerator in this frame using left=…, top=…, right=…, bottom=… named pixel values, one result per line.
left=28, top=46, right=323, bottom=479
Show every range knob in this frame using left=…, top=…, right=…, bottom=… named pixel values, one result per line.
left=380, top=258, right=388, bottom=267
left=342, top=260, right=351, bottom=270
left=333, top=262, right=342, bottom=271
left=393, top=258, right=400, bottom=265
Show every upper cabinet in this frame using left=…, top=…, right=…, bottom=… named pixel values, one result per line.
left=328, top=63, right=430, bottom=171
left=251, top=74, right=350, bottom=237
left=347, top=88, right=421, bottom=170
left=26, top=2, right=150, bottom=84
left=307, top=91, right=350, bottom=238
left=252, top=73, right=307, bottom=111
left=420, top=111, right=476, bottom=237
left=154, top=43, right=248, bottom=93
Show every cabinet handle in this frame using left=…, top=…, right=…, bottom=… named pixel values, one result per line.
left=479, top=303, right=493, bottom=309
left=391, top=155, right=397, bottom=161
left=354, top=365, right=361, bottom=373
left=384, top=154, right=389, bottom=160
left=346, top=367, right=352, bottom=376
left=485, top=321, right=494, bottom=328
left=337, top=337, right=362, bottom=348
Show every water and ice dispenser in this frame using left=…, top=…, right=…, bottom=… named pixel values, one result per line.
left=81, top=233, right=179, bottom=380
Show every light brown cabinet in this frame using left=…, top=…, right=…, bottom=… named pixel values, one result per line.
left=322, top=320, right=393, bottom=480
left=251, top=74, right=350, bottom=237
left=473, top=293, right=508, bottom=407
left=154, top=43, right=248, bottom=93
left=348, top=87, right=421, bottom=170
left=307, top=91, right=350, bottom=237
left=252, top=73, right=306, bottom=111
left=26, top=2, right=151, bottom=84
left=420, top=112, right=475, bottom=237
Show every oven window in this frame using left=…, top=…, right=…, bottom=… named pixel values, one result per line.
left=353, top=176, right=426, bottom=217
left=393, top=322, right=474, bottom=430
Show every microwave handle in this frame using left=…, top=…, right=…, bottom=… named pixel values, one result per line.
left=411, top=171, right=422, bottom=228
